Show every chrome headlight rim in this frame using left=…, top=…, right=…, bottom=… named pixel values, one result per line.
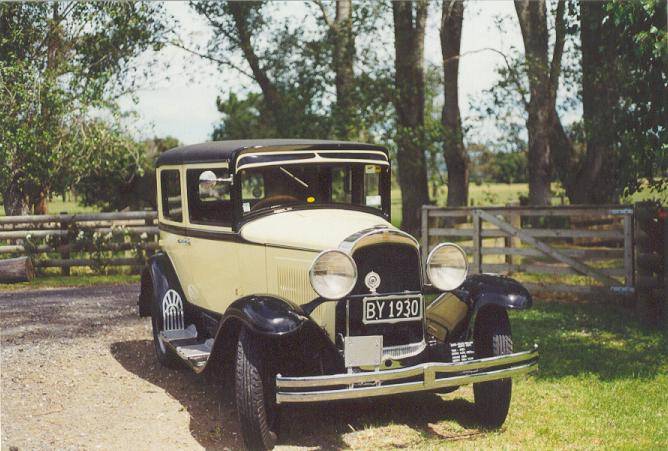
left=308, top=249, right=358, bottom=300
left=426, top=242, right=469, bottom=291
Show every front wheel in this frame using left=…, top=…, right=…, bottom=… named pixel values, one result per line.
left=235, top=327, right=279, bottom=450
left=473, top=307, right=513, bottom=428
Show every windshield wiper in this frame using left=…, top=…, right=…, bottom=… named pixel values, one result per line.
left=279, top=166, right=309, bottom=188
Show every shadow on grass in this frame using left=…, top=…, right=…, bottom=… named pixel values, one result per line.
left=510, top=300, right=668, bottom=381
left=110, top=340, right=487, bottom=450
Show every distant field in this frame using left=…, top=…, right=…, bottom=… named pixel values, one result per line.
left=0, top=198, right=98, bottom=216
left=2, top=181, right=664, bottom=228
left=391, top=182, right=532, bottom=228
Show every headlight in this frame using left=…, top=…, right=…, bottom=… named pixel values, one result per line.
left=426, top=243, right=468, bottom=291
left=309, top=250, right=357, bottom=300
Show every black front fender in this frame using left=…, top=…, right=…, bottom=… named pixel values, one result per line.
left=221, top=295, right=309, bottom=336
left=459, top=273, right=532, bottom=311
left=454, top=273, right=532, bottom=337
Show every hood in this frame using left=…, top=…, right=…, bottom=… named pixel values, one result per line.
left=240, top=209, right=393, bottom=251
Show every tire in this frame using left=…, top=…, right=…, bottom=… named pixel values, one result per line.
left=150, top=289, right=181, bottom=368
left=235, top=327, right=279, bottom=450
left=473, top=307, right=513, bottom=428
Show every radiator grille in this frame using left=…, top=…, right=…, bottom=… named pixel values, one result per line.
left=337, top=243, right=424, bottom=349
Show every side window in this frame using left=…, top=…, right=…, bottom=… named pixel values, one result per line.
left=241, top=172, right=265, bottom=213
left=187, top=168, right=232, bottom=227
left=160, top=170, right=182, bottom=222
left=331, top=167, right=352, bottom=204
left=363, top=165, right=382, bottom=209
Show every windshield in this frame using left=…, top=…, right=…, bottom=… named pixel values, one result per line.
left=238, top=163, right=388, bottom=216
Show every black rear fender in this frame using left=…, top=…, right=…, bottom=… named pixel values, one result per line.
left=138, top=252, right=186, bottom=317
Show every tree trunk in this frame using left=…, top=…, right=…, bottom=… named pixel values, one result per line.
left=333, top=0, right=355, bottom=139
left=3, top=178, right=29, bottom=216
left=570, top=0, right=618, bottom=204
left=392, top=0, right=430, bottom=236
left=441, top=0, right=469, bottom=207
left=549, top=106, right=576, bottom=198
left=515, top=0, right=568, bottom=206
left=227, top=3, right=284, bottom=128
left=32, top=190, right=49, bottom=215
left=0, top=257, right=35, bottom=283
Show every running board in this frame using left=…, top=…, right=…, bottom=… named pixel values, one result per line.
left=160, top=324, right=198, bottom=342
left=160, top=325, right=214, bottom=370
left=175, top=339, right=214, bottom=367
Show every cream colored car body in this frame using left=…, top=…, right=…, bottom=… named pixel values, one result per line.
left=157, top=164, right=395, bottom=341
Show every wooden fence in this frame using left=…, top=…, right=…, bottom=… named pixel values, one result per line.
left=1, top=205, right=665, bottom=309
left=421, top=204, right=666, bottom=303
left=0, top=211, right=159, bottom=275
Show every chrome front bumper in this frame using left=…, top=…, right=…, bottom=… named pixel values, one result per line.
left=276, top=345, right=538, bottom=404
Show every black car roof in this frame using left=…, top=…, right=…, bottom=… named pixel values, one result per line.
left=155, top=139, right=388, bottom=167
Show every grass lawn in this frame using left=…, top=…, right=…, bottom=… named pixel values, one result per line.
left=291, top=296, right=668, bottom=449
left=0, top=272, right=139, bottom=291
left=391, top=182, right=535, bottom=228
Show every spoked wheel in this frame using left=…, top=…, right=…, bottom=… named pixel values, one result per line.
left=473, top=307, right=513, bottom=428
left=235, top=327, right=279, bottom=450
left=150, top=289, right=181, bottom=368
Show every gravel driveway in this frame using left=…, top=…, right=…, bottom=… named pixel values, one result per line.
left=1, top=284, right=482, bottom=450
left=0, top=284, right=244, bottom=450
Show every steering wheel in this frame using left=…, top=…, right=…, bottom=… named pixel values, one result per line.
left=251, top=195, right=300, bottom=211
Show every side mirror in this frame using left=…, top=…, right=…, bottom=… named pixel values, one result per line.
left=199, top=170, right=233, bottom=190
left=199, top=170, right=218, bottom=191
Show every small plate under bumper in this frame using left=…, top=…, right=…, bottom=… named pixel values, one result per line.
left=276, top=345, right=538, bottom=404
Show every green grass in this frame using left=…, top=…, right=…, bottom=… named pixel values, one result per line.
left=0, top=273, right=139, bottom=291
left=391, top=182, right=545, bottom=228
left=289, top=296, right=668, bottom=449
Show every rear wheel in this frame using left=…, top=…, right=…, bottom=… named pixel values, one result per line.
left=473, top=307, right=513, bottom=428
left=235, top=327, right=279, bottom=450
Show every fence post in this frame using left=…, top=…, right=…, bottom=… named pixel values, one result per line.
left=145, top=215, right=155, bottom=259
left=421, top=206, right=429, bottom=264
left=663, top=209, right=667, bottom=327
left=60, top=212, right=70, bottom=276
left=505, top=204, right=520, bottom=268
left=623, top=210, right=634, bottom=289
left=472, top=209, right=482, bottom=274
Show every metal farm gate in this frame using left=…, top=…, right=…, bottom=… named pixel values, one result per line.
left=421, top=204, right=666, bottom=306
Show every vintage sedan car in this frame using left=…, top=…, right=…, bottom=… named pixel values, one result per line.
left=138, top=139, right=538, bottom=450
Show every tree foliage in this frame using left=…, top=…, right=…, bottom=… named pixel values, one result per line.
left=0, top=2, right=170, bottom=214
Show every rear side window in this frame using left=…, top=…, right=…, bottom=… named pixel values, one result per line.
left=187, top=168, right=233, bottom=227
left=160, top=170, right=182, bottom=222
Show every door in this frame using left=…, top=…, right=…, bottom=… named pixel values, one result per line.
left=183, top=164, right=245, bottom=313
left=157, top=167, right=193, bottom=292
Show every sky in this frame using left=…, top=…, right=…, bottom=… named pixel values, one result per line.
left=118, top=1, right=526, bottom=146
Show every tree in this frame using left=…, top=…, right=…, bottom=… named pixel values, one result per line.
left=212, top=92, right=274, bottom=140
left=441, top=0, right=469, bottom=207
left=0, top=2, right=169, bottom=214
left=569, top=0, right=667, bottom=203
left=392, top=0, right=430, bottom=235
left=192, top=2, right=333, bottom=139
left=514, top=0, right=568, bottom=205
left=315, top=0, right=356, bottom=139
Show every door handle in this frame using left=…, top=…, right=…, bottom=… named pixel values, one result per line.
left=177, top=238, right=191, bottom=245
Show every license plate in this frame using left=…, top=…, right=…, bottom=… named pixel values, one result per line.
left=362, top=295, right=422, bottom=324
